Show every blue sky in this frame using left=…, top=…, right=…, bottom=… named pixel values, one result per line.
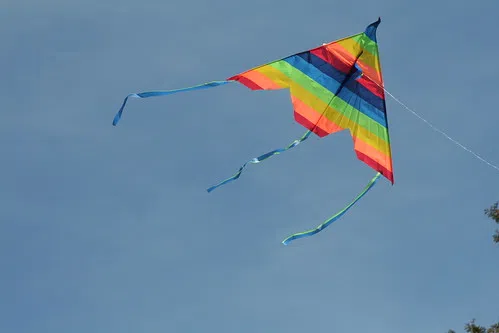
left=1, top=0, right=498, bottom=332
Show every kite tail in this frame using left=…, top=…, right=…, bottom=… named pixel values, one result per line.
left=282, top=172, right=381, bottom=245
left=207, top=131, right=312, bottom=193
left=112, top=80, right=234, bottom=126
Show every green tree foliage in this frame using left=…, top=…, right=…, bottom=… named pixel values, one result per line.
left=488, top=323, right=499, bottom=333
left=484, top=201, right=499, bottom=243
left=448, top=319, right=499, bottom=333
left=447, top=204, right=498, bottom=333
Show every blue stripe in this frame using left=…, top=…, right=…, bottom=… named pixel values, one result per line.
left=283, top=54, right=387, bottom=127
left=300, top=52, right=385, bottom=112
left=288, top=53, right=386, bottom=122
left=364, top=18, right=381, bottom=43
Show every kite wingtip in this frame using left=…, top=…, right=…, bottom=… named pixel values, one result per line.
left=365, top=17, right=382, bottom=41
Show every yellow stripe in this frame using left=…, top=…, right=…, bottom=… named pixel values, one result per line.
left=349, top=34, right=379, bottom=58
left=254, top=64, right=291, bottom=88
left=336, top=35, right=381, bottom=75
left=255, top=65, right=391, bottom=156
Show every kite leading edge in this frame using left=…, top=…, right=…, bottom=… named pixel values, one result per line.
left=112, top=18, right=393, bottom=245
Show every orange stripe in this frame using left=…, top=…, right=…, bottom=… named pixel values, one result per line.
left=336, top=36, right=381, bottom=73
left=291, top=96, right=344, bottom=135
left=352, top=136, right=393, bottom=173
left=240, top=69, right=283, bottom=90
left=325, top=43, right=383, bottom=86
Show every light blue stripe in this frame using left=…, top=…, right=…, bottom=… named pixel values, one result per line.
left=283, top=55, right=387, bottom=128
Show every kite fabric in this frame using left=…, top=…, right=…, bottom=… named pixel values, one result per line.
left=226, top=17, right=393, bottom=184
left=112, top=18, right=393, bottom=244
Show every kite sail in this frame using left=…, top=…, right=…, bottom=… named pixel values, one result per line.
left=112, top=18, right=393, bottom=244
left=226, top=19, right=393, bottom=183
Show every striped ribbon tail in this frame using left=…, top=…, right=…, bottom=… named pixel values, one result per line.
left=282, top=172, right=381, bottom=245
left=112, top=80, right=233, bottom=126
left=207, top=131, right=312, bottom=193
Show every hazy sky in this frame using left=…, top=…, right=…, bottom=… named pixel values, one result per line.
left=1, top=0, right=498, bottom=332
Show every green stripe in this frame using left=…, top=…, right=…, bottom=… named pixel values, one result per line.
left=351, top=33, right=379, bottom=57
left=269, top=61, right=389, bottom=143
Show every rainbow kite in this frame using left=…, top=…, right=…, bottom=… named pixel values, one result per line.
left=113, top=18, right=393, bottom=245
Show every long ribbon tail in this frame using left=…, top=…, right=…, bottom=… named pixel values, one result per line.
left=207, top=131, right=312, bottom=193
left=112, top=80, right=233, bottom=126
left=282, top=172, right=382, bottom=245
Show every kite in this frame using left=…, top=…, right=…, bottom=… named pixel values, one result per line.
left=112, top=18, right=393, bottom=245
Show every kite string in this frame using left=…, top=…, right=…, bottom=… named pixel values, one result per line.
left=366, top=76, right=499, bottom=173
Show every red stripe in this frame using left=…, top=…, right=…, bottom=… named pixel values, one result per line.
left=228, top=75, right=263, bottom=90
left=355, top=150, right=394, bottom=184
left=358, top=77, right=385, bottom=99
left=311, top=47, right=385, bottom=99
left=311, top=48, right=352, bottom=73
left=294, top=112, right=329, bottom=137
